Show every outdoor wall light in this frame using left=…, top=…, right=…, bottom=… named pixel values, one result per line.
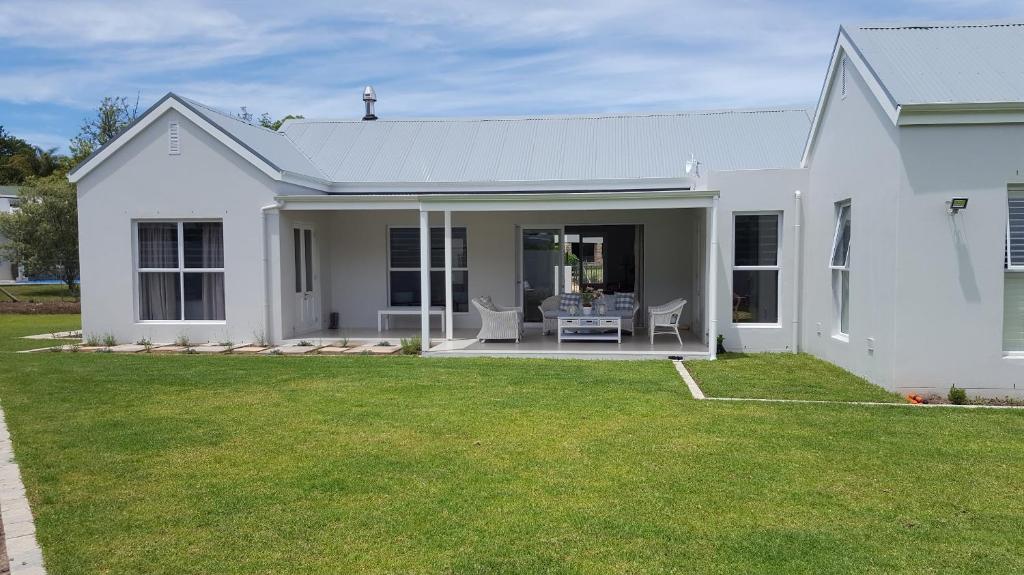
left=947, top=197, right=969, bottom=215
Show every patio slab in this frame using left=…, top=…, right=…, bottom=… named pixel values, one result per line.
left=344, top=344, right=401, bottom=355
left=193, top=345, right=231, bottom=354
left=108, top=344, right=147, bottom=353
left=150, top=345, right=188, bottom=353
left=232, top=346, right=268, bottom=354
left=317, top=346, right=352, bottom=355
left=22, top=330, right=82, bottom=340
left=260, top=346, right=320, bottom=355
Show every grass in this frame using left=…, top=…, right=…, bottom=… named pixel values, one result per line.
left=0, top=313, right=80, bottom=352
left=0, top=284, right=78, bottom=302
left=1, top=317, right=1023, bottom=573
left=687, top=353, right=905, bottom=403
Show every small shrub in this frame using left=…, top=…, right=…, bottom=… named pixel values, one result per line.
left=252, top=329, right=268, bottom=347
left=174, top=334, right=191, bottom=347
left=136, top=337, right=152, bottom=346
left=339, top=337, right=349, bottom=347
left=948, top=385, right=968, bottom=405
left=378, top=340, right=391, bottom=346
left=102, top=333, right=117, bottom=347
left=218, top=340, right=233, bottom=347
left=269, top=348, right=283, bottom=356
left=298, top=340, right=314, bottom=347
left=84, top=333, right=102, bottom=347
left=183, top=348, right=198, bottom=355
left=96, top=348, right=112, bottom=354
left=400, top=337, right=422, bottom=355
left=68, top=344, right=80, bottom=353
left=48, top=345, right=62, bottom=353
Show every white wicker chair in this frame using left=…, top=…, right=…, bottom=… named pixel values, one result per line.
left=648, top=299, right=687, bottom=345
left=538, top=295, right=561, bottom=335
left=472, top=297, right=524, bottom=342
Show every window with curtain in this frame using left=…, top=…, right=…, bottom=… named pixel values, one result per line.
left=137, top=221, right=225, bottom=321
left=1004, top=193, right=1024, bottom=352
left=388, top=226, right=468, bottom=312
left=732, top=213, right=780, bottom=324
left=830, top=202, right=851, bottom=336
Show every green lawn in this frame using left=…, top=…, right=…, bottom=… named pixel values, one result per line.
left=1, top=317, right=1023, bottom=573
left=687, top=353, right=905, bottom=403
left=0, top=284, right=79, bottom=302
left=0, top=313, right=80, bottom=352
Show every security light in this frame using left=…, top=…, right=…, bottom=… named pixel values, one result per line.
left=948, top=197, right=969, bottom=214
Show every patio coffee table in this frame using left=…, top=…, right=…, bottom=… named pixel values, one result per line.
left=557, top=316, right=621, bottom=343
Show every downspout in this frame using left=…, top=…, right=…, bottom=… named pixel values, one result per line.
left=262, top=201, right=282, bottom=345
left=708, top=195, right=719, bottom=360
left=791, top=190, right=802, bottom=354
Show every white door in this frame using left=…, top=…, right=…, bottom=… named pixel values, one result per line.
left=293, top=224, right=321, bottom=334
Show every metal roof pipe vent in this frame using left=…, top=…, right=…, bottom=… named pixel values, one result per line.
left=362, top=85, right=377, bottom=121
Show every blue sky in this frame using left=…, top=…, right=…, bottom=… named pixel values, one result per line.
left=1, top=0, right=1022, bottom=152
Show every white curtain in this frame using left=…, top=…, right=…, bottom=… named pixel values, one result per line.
left=139, top=272, right=180, bottom=320
left=183, top=222, right=225, bottom=320
left=138, top=223, right=177, bottom=268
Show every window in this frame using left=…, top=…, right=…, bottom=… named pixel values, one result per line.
left=830, top=202, right=851, bottom=336
left=732, top=213, right=780, bottom=324
left=388, top=227, right=468, bottom=312
left=1004, top=193, right=1024, bottom=352
left=137, top=221, right=224, bottom=321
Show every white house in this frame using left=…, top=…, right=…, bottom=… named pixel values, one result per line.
left=0, top=187, right=20, bottom=283
left=69, top=21, right=1024, bottom=398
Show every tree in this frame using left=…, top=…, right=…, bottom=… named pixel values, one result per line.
left=258, top=113, right=304, bottom=131
left=69, top=95, right=140, bottom=165
left=0, top=173, right=78, bottom=290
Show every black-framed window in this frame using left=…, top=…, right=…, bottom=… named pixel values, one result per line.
left=732, top=213, right=780, bottom=324
left=388, top=227, right=468, bottom=312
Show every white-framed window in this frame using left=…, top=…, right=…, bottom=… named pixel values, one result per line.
left=830, top=202, right=851, bottom=337
left=135, top=220, right=225, bottom=322
left=387, top=226, right=469, bottom=312
left=732, top=212, right=781, bottom=324
left=1003, top=191, right=1024, bottom=352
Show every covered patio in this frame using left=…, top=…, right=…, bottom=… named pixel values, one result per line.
left=271, top=186, right=721, bottom=360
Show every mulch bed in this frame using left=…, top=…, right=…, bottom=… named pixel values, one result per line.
left=0, top=301, right=80, bottom=314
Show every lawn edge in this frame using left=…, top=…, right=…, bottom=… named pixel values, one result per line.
left=0, top=405, right=47, bottom=574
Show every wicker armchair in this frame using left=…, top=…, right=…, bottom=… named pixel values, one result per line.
left=648, top=299, right=687, bottom=345
left=472, top=297, right=524, bottom=342
left=538, top=295, right=561, bottom=335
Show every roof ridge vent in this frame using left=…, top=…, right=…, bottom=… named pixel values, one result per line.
left=363, top=86, right=377, bottom=121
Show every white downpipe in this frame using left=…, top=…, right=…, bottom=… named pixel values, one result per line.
left=261, top=202, right=281, bottom=345
left=420, top=210, right=432, bottom=348
left=444, top=210, right=454, bottom=341
left=791, top=190, right=803, bottom=354
left=708, top=196, right=719, bottom=360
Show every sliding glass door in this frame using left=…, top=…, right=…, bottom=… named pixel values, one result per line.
left=521, top=228, right=563, bottom=323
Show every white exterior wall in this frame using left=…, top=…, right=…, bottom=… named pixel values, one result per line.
left=893, top=125, right=1024, bottom=397
left=707, top=168, right=808, bottom=353
left=802, top=53, right=901, bottom=388
left=308, top=209, right=702, bottom=333
left=75, top=109, right=311, bottom=345
left=0, top=197, right=15, bottom=282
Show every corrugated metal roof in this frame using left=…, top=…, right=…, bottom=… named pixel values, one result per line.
left=844, top=22, right=1024, bottom=105
left=178, top=97, right=327, bottom=181
left=279, top=108, right=811, bottom=184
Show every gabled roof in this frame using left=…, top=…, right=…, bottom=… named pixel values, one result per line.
left=279, top=108, right=811, bottom=185
left=843, top=21, right=1024, bottom=106
left=803, top=20, right=1024, bottom=166
left=68, top=93, right=329, bottom=189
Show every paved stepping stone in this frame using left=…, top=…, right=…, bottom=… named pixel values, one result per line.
left=233, top=346, right=268, bottom=354
left=193, top=345, right=231, bottom=354
left=109, top=344, right=146, bottom=353
left=317, top=346, right=351, bottom=355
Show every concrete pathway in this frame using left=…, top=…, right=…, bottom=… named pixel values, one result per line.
left=0, top=408, right=45, bottom=574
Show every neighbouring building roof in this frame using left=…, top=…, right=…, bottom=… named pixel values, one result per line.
left=278, top=109, right=811, bottom=184
left=843, top=21, right=1024, bottom=106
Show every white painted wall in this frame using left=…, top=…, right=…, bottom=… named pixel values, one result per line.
left=802, top=51, right=901, bottom=388
left=707, top=168, right=808, bottom=353
left=0, top=196, right=15, bottom=282
left=75, top=108, right=317, bottom=345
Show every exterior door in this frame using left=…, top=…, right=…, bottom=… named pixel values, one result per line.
left=293, top=224, right=320, bottom=333
left=520, top=227, right=563, bottom=323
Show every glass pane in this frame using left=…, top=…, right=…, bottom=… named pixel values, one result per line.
left=734, top=214, right=779, bottom=266
left=1009, top=197, right=1024, bottom=267
left=522, top=229, right=562, bottom=322
left=1003, top=273, right=1024, bottom=351
left=831, top=204, right=851, bottom=268
left=430, top=270, right=468, bottom=312
left=430, top=228, right=468, bottom=268
left=389, top=228, right=420, bottom=268
left=303, top=229, right=313, bottom=291
left=389, top=270, right=420, bottom=306
left=184, top=272, right=225, bottom=320
left=183, top=222, right=223, bottom=268
left=840, top=270, right=850, bottom=334
left=293, top=229, right=302, bottom=293
left=138, top=223, right=178, bottom=268
left=732, top=270, right=779, bottom=323
left=139, top=272, right=181, bottom=320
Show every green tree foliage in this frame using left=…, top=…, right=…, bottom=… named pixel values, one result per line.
left=0, top=173, right=78, bottom=290
left=238, top=108, right=303, bottom=131
left=0, top=126, right=64, bottom=184
left=69, top=95, right=140, bottom=165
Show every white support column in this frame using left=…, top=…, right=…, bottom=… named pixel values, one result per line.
left=707, top=195, right=720, bottom=360
left=420, top=209, right=432, bottom=348
left=444, top=210, right=454, bottom=341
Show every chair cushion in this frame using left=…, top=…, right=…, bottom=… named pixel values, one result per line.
left=614, top=292, right=635, bottom=311
left=477, top=296, right=497, bottom=311
left=559, top=293, right=581, bottom=313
